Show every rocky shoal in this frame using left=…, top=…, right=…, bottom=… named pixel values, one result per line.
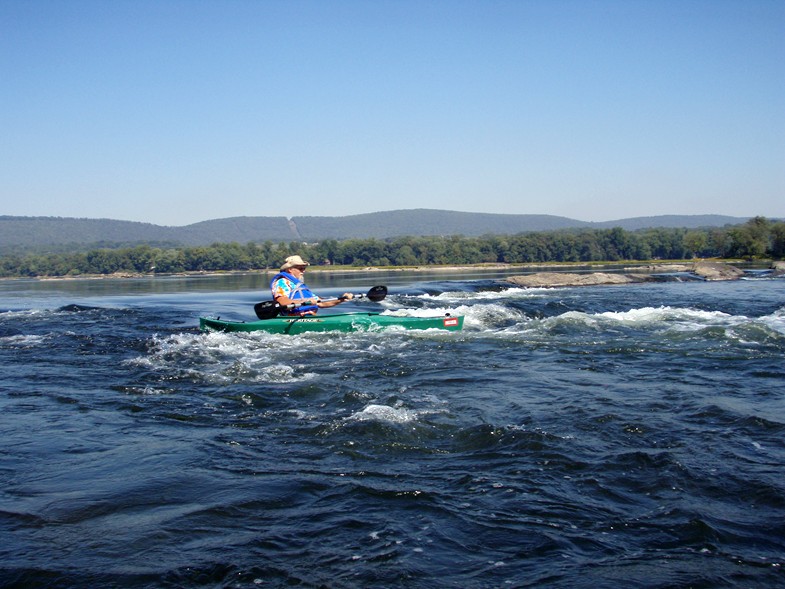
left=506, top=261, right=782, bottom=288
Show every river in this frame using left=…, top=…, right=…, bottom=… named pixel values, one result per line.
left=1, top=270, right=783, bottom=588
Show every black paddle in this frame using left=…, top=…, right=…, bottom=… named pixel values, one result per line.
left=254, top=285, right=387, bottom=320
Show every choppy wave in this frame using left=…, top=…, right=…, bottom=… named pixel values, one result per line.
left=347, top=403, right=420, bottom=424
left=0, top=333, right=48, bottom=348
left=408, top=285, right=550, bottom=303
left=130, top=298, right=785, bottom=389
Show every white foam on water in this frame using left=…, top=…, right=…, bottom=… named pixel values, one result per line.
left=508, top=304, right=785, bottom=351
left=372, top=289, right=785, bottom=342
left=0, top=309, right=48, bottom=319
left=533, top=306, right=754, bottom=334
left=141, top=385, right=168, bottom=395
left=346, top=404, right=419, bottom=424
left=127, top=331, right=322, bottom=384
left=596, top=306, right=785, bottom=342
left=537, top=310, right=600, bottom=330
left=380, top=302, right=525, bottom=331
left=259, top=363, right=308, bottom=383
left=376, top=287, right=547, bottom=329
left=758, top=308, right=785, bottom=336
left=130, top=325, right=429, bottom=386
left=462, top=303, right=528, bottom=329
left=0, top=334, right=48, bottom=347
left=596, top=306, right=736, bottom=325
left=410, top=286, right=549, bottom=304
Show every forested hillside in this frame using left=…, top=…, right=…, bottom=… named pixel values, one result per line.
left=0, top=215, right=293, bottom=252
left=0, top=211, right=750, bottom=253
left=2, top=218, right=782, bottom=278
left=290, top=210, right=594, bottom=239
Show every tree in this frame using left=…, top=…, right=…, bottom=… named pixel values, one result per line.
left=729, top=217, right=770, bottom=259
left=770, top=222, right=785, bottom=258
left=683, top=231, right=708, bottom=258
left=86, top=249, right=121, bottom=274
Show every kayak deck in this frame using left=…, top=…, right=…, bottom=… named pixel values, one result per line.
left=199, top=312, right=464, bottom=334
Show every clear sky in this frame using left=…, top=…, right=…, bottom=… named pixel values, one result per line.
left=1, top=0, right=783, bottom=226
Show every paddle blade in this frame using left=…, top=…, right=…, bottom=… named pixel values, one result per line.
left=367, top=285, right=387, bottom=302
left=254, top=301, right=281, bottom=320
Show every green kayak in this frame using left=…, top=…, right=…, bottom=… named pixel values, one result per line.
left=199, top=312, right=464, bottom=335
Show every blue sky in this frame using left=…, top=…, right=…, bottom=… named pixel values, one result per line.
left=1, top=0, right=783, bottom=226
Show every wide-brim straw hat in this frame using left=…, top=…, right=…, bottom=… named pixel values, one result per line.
left=280, top=255, right=310, bottom=271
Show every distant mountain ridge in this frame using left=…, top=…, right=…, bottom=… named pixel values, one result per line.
left=0, top=210, right=752, bottom=251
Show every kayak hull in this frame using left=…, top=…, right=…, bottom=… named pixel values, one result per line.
left=199, top=312, right=464, bottom=334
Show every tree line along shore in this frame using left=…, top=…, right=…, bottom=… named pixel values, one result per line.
left=1, top=217, right=782, bottom=279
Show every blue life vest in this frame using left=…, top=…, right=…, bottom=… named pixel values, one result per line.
left=270, top=272, right=319, bottom=316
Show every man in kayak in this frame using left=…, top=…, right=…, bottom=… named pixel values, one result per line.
left=271, top=255, right=354, bottom=316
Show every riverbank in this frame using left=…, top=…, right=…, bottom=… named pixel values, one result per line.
left=4, top=261, right=645, bottom=281
left=7, top=259, right=783, bottom=283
